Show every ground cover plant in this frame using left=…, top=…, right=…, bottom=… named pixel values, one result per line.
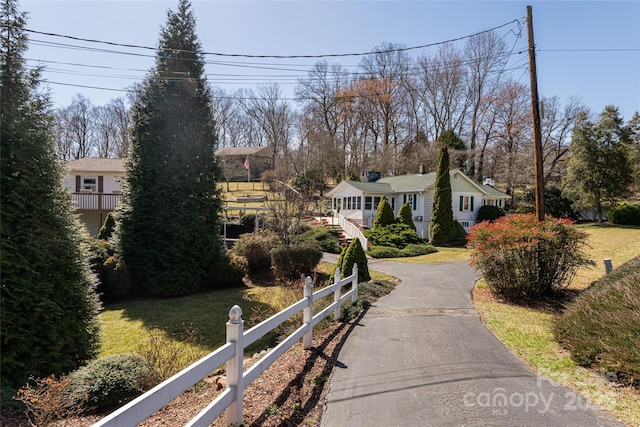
left=554, top=256, right=640, bottom=387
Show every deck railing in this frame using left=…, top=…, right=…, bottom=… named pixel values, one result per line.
left=71, top=192, right=122, bottom=211
left=92, top=265, right=359, bottom=427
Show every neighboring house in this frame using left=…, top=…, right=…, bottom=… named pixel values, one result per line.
left=326, top=170, right=509, bottom=238
left=215, top=146, right=275, bottom=181
left=65, top=158, right=125, bottom=236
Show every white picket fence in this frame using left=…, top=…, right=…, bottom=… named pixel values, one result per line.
left=92, top=265, right=359, bottom=427
left=338, top=213, right=369, bottom=250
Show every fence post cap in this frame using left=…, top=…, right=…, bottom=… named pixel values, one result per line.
left=305, top=276, right=313, bottom=286
left=228, top=305, right=243, bottom=323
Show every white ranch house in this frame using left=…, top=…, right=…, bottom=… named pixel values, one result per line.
left=327, top=170, right=509, bottom=239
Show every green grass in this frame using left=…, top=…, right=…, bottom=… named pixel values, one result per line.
left=474, top=224, right=640, bottom=426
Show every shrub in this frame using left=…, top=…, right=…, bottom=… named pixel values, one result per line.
left=97, top=212, right=116, bottom=240
left=554, top=256, right=640, bottom=386
left=429, top=144, right=456, bottom=245
left=101, top=256, right=131, bottom=302
left=67, top=354, right=154, bottom=412
left=334, top=238, right=370, bottom=282
left=16, top=375, right=86, bottom=425
left=607, top=203, right=640, bottom=225
left=239, top=213, right=257, bottom=228
left=449, top=220, right=468, bottom=247
left=207, top=253, right=247, bottom=288
left=367, top=246, right=403, bottom=259
left=467, top=214, right=594, bottom=302
left=233, top=230, right=281, bottom=273
left=371, top=196, right=395, bottom=229
left=401, top=243, right=438, bottom=257
left=524, top=187, right=579, bottom=220
left=365, top=223, right=426, bottom=249
left=271, top=244, right=323, bottom=279
left=397, top=202, right=415, bottom=229
left=476, top=205, right=506, bottom=223
left=291, top=226, right=341, bottom=254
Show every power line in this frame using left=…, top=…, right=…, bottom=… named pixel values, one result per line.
left=22, top=19, right=523, bottom=59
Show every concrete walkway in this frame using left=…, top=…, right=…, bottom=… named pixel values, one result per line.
left=320, top=257, right=624, bottom=426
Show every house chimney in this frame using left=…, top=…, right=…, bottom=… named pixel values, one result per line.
left=483, top=178, right=495, bottom=187
left=419, top=163, right=425, bottom=174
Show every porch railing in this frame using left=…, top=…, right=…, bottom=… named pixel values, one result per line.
left=338, top=213, right=369, bottom=250
left=92, top=266, right=359, bottom=427
left=71, top=192, right=122, bottom=211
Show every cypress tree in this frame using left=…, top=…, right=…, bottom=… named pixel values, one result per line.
left=429, top=144, right=456, bottom=245
left=397, top=202, right=415, bottom=229
left=1, top=0, right=100, bottom=393
left=118, top=0, right=224, bottom=296
left=371, top=196, right=395, bottom=229
left=340, top=238, right=371, bottom=282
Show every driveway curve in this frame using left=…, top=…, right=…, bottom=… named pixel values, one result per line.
left=320, top=258, right=623, bottom=427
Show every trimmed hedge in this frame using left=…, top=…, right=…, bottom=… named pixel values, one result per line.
left=476, top=205, right=506, bottom=223
left=607, top=203, right=640, bottom=225
left=553, top=256, right=640, bottom=386
left=233, top=230, right=281, bottom=273
left=368, top=244, right=437, bottom=259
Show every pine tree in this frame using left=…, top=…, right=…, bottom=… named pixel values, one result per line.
left=371, top=196, right=395, bottom=229
left=340, top=238, right=371, bottom=282
left=1, top=0, right=100, bottom=393
left=118, top=0, right=224, bottom=296
left=562, top=107, right=632, bottom=222
left=429, top=144, right=456, bottom=245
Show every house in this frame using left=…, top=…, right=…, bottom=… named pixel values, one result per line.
left=215, top=146, right=275, bottom=181
left=326, top=170, right=509, bottom=238
left=65, top=158, right=125, bottom=236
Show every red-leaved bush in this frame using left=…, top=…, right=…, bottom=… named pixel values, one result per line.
left=467, top=214, right=594, bottom=302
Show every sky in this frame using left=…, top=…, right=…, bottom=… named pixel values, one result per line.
left=20, top=0, right=640, bottom=121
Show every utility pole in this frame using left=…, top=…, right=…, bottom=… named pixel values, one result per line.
left=527, top=5, right=545, bottom=221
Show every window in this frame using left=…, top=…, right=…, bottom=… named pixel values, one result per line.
left=356, top=196, right=362, bottom=210
left=365, top=196, right=372, bottom=210
left=373, top=197, right=381, bottom=210
left=82, top=177, right=97, bottom=192
left=459, top=195, right=475, bottom=212
left=390, top=197, right=395, bottom=211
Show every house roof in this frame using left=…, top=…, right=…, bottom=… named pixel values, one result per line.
left=481, top=184, right=510, bottom=199
left=66, top=158, right=125, bottom=173
left=215, top=146, right=273, bottom=157
left=378, top=173, right=437, bottom=193
left=328, top=170, right=503, bottom=198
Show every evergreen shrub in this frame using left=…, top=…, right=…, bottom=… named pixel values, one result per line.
left=335, top=238, right=370, bottom=281
left=554, top=256, right=640, bottom=386
left=476, top=205, right=506, bottom=223
left=467, top=214, right=594, bottom=302
left=607, top=203, right=640, bottom=225
left=371, top=196, right=395, bottom=229
left=101, top=256, right=131, bottom=302
left=97, top=212, right=116, bottom=240
left=397, top=202, right=415, bottom=229
left=365, top=223, right=426, bottom=249
left=401, top=243, right=438, bottom=257
left=270, top=244, right=322, bottom=279
left=291, top=226, right=341, bottom=254
left=67, top=354, right=154, bottom=411
left=367, top=246, right=402, bottom=258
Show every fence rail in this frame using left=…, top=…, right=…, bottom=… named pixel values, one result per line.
left=93, top=265, right=359, bottom=427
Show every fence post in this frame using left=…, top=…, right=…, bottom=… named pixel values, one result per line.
left=225, top=305, right=244, bottom=427
left=334, top=268, right=342, bottom=320
left=303, top=277, right=313, bottom=350
left=352, top=263, right=358, bottom=304
left=604, top=259, right=613, bottom=275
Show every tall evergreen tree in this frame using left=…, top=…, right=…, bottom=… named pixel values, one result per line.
left=371, top=196, right=395, bottom=229
left=562, top=106, right=632, bottom=222
left=429, top=144, right=456, bottom=245
left=1, top=0, right=100, bottom=393
left=118, top=0, right=224, bottom=296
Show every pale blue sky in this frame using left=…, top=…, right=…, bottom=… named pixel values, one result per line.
left=21, top=0, right=640, bottom=120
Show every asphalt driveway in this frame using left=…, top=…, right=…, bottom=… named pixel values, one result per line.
left=320, top=258, right=624, bottom=427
